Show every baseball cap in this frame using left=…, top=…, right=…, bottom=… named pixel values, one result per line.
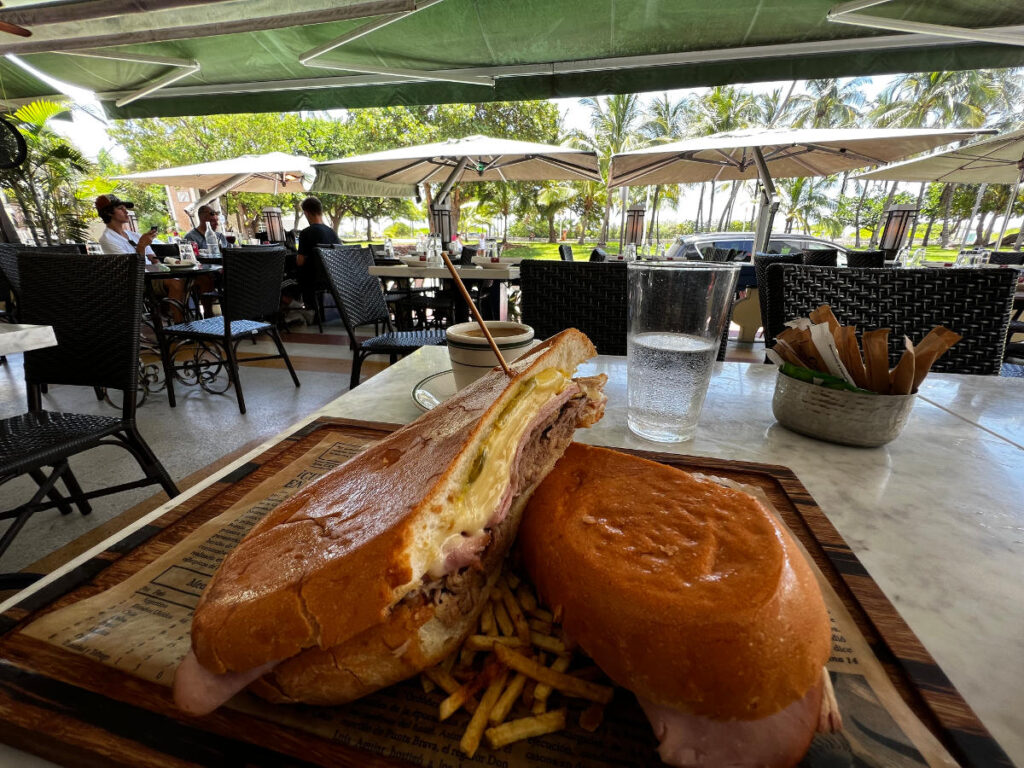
left=95, top=194, right=134, bottom=215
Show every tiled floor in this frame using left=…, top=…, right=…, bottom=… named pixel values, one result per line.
left=0, top=318, right=763, bottom=575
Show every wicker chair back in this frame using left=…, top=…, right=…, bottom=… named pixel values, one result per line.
left=764, top=264, right=1017, bottom=375
left=988, top=251, right=1024, bottom=266
left=15, top=244, right=87, bottom=255
left=802, top=249, right=838, bottom=267
left=319, top=245, right=390, bottom=342
left=521, top=260, right=627, bottom=355
left=18, top=252, right=143, bottom=396
left=558, top=244, right=574, bottom=261
left=845, top=250, right=886, bottom=269
left=220, top=246, right=286, bottom=323
left=754, top=253, right=803, bottom=344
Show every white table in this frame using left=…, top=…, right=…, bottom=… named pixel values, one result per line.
left=0, top=323, right=56, bottom=357
left=370, top=263, right=519, bottom=281
left=2, top=350, right=1021, bottom=766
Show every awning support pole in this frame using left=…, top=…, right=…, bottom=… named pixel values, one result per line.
left=752, top=146, right=778, bottom=255
left=434, top=157, right=470, bottom=205
left=994, top=163, right=1024, bottom=251
left=186, top=173, right=254, bottom=216
left=827, top=0, right=1024, bottom=47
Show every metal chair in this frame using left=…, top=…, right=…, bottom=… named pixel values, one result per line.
left=558, top=244, right=574, bottom=261
left=762, top=264, right=1017, bottom=375
left=319, top=245, right=446, bottom=390
left=0, top=252, right=178, bottom=588
left=845, top=250, right=887, bottom=269
left=155, top=246, right=300, bottom=414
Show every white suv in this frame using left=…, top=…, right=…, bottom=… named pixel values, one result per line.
left=665, top=232, right=847, bottom=261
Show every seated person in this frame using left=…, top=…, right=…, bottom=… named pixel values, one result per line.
left=95, top=194, right=187, bottom=321
left=183, top=205, right=228, bottom=252
left=294, top=196, right=341, bottom=322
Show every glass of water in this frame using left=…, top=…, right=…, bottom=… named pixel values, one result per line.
left=626, top=262, right=740, bottom=442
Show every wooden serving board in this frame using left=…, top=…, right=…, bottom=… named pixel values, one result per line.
left=0, top=418, right=1011, bottom=768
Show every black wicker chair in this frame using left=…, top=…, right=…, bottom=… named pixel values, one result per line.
left=987, top=251, right=1024, bottom=266
left=845, top=250, right=887, bottom=269
left=762, top=264, right=1017, bottom=375
left=753, top=253, right=803, bottom=347
left=319, top=245, right=446, bottom=390
left=558, top=244, right=574, bottom=261
left=0, top=253, right=178, bottom=588
left=0, top=244, right=18, bottom=324
left=15, top=244, right=87, bottom=255
left=802, top=249, right=838, bottom=267
left=521, top=261, right=627, bottom=355
left=589, top=248, right=608, bottom=262
left=155, top=246, right=300, bottom=414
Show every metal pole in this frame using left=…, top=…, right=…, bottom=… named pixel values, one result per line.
left=434, top=157, right=470, bottom=205
left=751, top=146, right=778, bottom=255
left=961, top=182, right=988, bottom=249
left=185, top=173, right=253, bottom=215
left=994, top=163, right=1024, bottom=251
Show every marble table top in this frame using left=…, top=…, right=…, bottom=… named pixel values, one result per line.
left=2, top=348, right=1021, bottom=766
left=0, top=323, right=57, bottom=357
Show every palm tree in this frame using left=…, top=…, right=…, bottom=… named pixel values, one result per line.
left=790, top=78, right=866, bottom=129
left=0, top=100, right=91, bottom=245
left=639, top=93, right=686, bottom=242
left=534, top=184, right=576, bottom=243
left=777, top=177, right=830, bottom=233
left=689, top=87, right=757, bottom=230
left=577, top=94, right=643, bottom=245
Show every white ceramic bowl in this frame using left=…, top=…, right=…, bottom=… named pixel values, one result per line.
left=446, top=321, right=536, bottom=390
left=772, top=373, right=916, bottom=447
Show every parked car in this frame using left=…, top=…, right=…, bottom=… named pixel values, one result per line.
left=665, top=232, right=848, bottom=261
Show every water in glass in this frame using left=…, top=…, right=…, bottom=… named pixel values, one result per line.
left=627, top=331, right=718, bottom=442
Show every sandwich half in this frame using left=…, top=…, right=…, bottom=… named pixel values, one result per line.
left=520, top=443, right=833, bottom=768
left=174, top=329, right=606, bottom=715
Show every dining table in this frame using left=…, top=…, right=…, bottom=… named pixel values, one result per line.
left=0, top=322, right=57, bottom=357
left=0, top=348, right=1020, bottom=767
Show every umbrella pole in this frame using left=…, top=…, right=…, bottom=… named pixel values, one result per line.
left=994, top=166, right=1023, bottom=251
left=435, top=157, right=471, bottom=206
left=751, top=147, right=778, bottom=255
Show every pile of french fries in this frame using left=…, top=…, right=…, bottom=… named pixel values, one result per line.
left=767, top=304, right=961, bottom=395
left=419, top=569, right=613, bottom=758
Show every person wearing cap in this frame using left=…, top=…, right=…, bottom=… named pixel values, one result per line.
left=96, top=194, right=159, bottom=261
left=183, top=205, right=228, bottom=252
left=96, top=193, right=187, bottom=317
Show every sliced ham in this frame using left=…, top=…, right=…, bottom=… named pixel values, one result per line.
left=173, top=651, right=279, bottom=716
left=638, top=678, right=823, bottom=768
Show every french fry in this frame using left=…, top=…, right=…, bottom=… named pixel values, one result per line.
left=889, top=337, right=916, bottom=395
left=494, top=645, right=614, bottom=704
left=530, top=631, right=566, bottom=654
left=809, top=304, right=841, bottom=336
left=440, top=660, right=502, bottom=721
left=500, top=581, right=532, bottom=644
left=494, top=600, right=515, bottom=637
left=489, top=672, right=528, bottom=725
left=516, top=585, right=538, bottom=613
left=458, top=649, right=476, bottom=668
left=485, top=710, right=567, bottom=750
left=460, top=668, right=509, bottom=757
left=504, top=572, right=521, bottom=590
left=530, top=607, right=554, bottom=623
left=480, top=601, right=497, bottom=636
left=463, top=634, right=528, bottom=652
left=532, top=654, right=571, bottom=713
left=424, top=666, right=475, bottom=703
left=579, top=703, right=606, bottom=732
left=861, top=328, right=891, bottom=394
left=528, top=617, right=554, bottom=635
left=420, top=674, right=436, bottom=694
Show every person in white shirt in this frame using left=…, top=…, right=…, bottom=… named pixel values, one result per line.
left=95, top=193, right=186, bottom=316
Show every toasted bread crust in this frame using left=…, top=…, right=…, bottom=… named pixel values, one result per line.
left=192, top=329, right=597, bottom=675
left=520, top=444, right=831, bottom=721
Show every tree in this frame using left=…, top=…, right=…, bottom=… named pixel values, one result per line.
left=576, top=94, right=643, bottom=245
left=639, top=93, right=686, bottom=243
left=790, top=78, right=866, bottom=129
left=0, top=100, right=92, bottom=245
left=532, top=184, right=576, bottom=243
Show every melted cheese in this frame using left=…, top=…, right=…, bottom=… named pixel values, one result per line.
left=429, top=369, right=570, bottom=577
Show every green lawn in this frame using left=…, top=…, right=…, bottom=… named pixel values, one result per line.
left=501, top=241, right=621, bottom=260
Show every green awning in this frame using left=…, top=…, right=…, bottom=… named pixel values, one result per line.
left=0, top=0, right=1020, bottom=118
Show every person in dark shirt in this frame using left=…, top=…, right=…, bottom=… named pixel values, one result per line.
left=296, top=196, right=341, bottom=317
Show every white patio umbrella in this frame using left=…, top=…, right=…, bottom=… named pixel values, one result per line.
left=314, top=135, right=600, bottom=238
left=117, top=152, right=318, bottom=216
left=858, top=127, right=1024, bottom=249
left=609, top=127, right=988, bottom=253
